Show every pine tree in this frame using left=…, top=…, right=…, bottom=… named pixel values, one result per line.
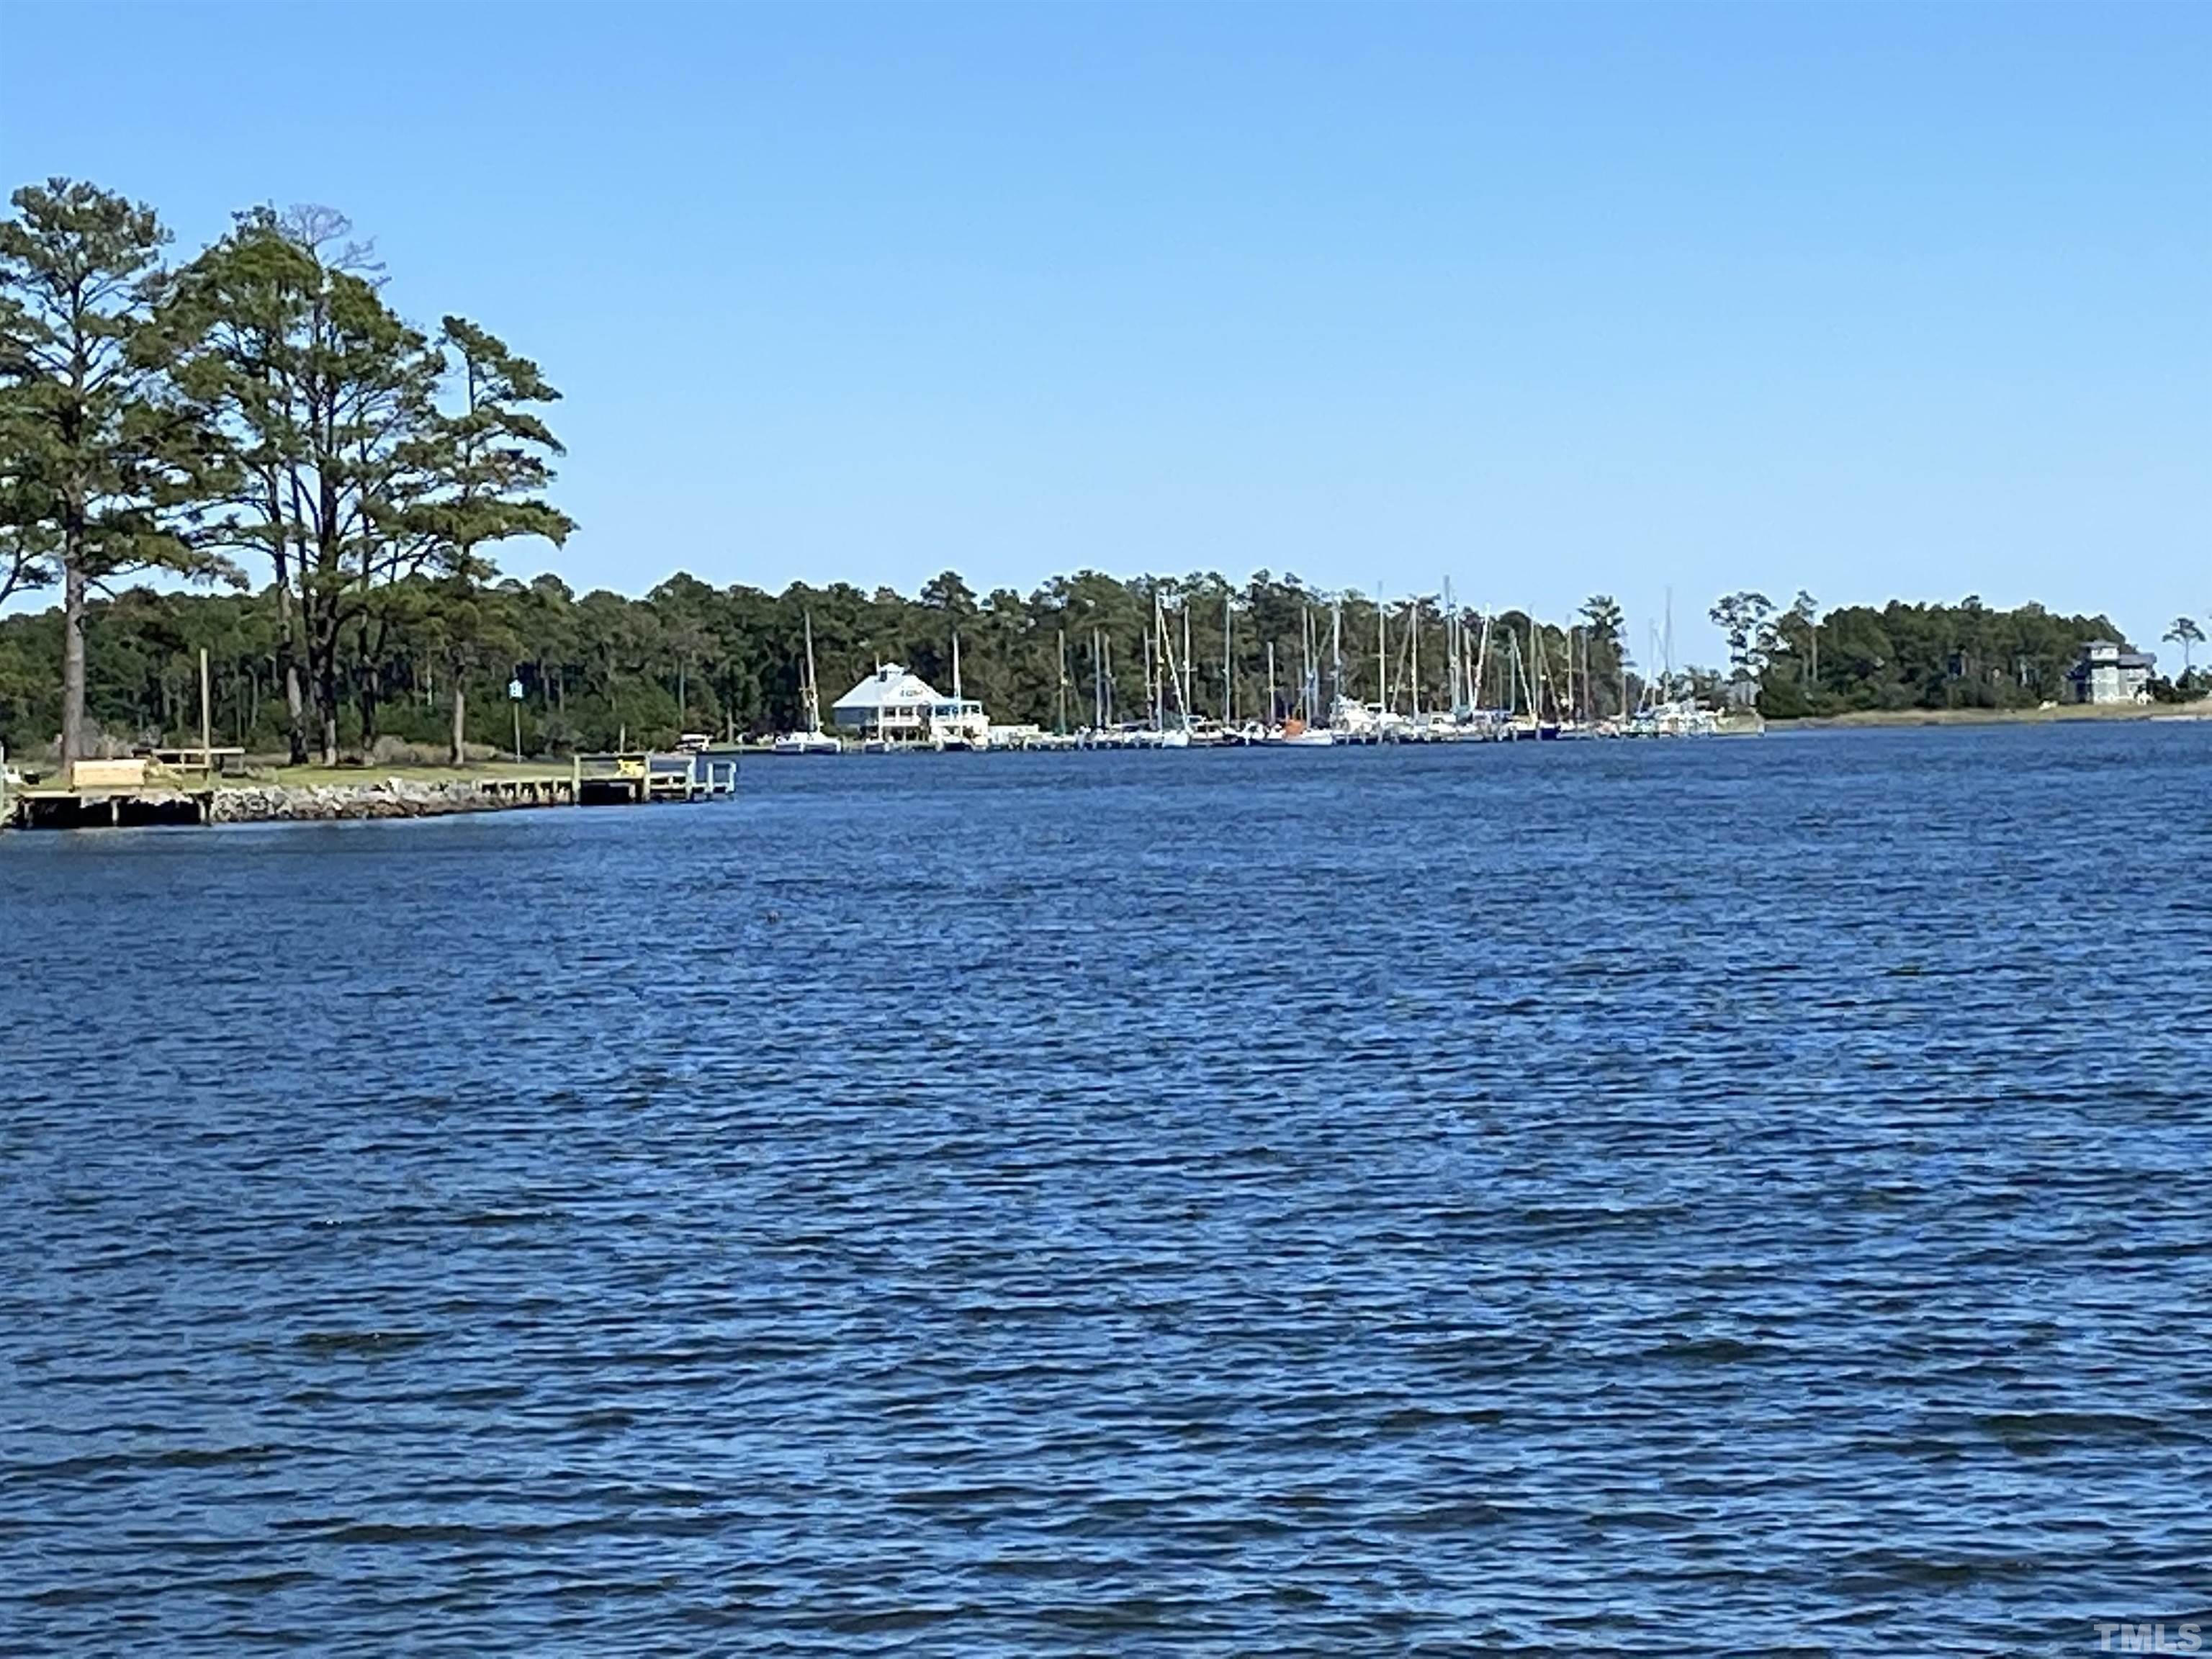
left=173, top=206, right=445, bottom=763
left=392, top=316, right=575, bottom=762
left=0, top=179, right=232, bottom=775
left=2162, top=616, right=2203, bottom=678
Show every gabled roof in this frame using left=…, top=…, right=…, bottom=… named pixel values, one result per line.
left=831, top=663, right=943, bottom=714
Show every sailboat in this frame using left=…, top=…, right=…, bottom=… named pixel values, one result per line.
left=1280, top=604, right=1334, bottom=743
left=931, top=631, right=981, bottom=750
left=1151, top=592, right=1192, bottom=746
left=1326, top=595, right=1373, bottom=740
left=772, top=612, right=843, bottom=754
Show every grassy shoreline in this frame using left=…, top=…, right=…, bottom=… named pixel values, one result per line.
left=1776, top=701, right=2211, bottom=730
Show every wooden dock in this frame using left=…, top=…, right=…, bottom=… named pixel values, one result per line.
left=2, top=748, right=741, bottom=830
left=9, top=757, right=217, bottom=829
left=574, top=750, right=742, bottom=806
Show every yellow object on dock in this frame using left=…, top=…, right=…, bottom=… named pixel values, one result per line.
left=574, top=750, right=742, bottom=805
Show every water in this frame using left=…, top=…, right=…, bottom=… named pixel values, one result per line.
left=3, top=725, right=2208, bottom=1655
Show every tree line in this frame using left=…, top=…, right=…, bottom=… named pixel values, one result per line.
left=1709, top=590, right=2205, bottom=715
left=6, top=178, right=2193, bottom=766
left=0, top=562, right=1650, bottom=759
left=9, top=565, right=2192, bottom=762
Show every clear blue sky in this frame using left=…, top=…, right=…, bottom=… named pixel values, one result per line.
left=4, top=1, right=2207, bottom=662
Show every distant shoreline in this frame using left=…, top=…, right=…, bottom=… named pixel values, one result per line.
left=1776, top=702, right=2211, bottom=730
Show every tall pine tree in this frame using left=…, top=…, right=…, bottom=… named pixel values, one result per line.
left=395, top=316, right=575, bottom=762
left=173, top=206, right=442, bottom=764
left=0, top=179, right=231, bottom=775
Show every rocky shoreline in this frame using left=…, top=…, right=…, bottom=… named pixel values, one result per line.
left=206, top=777, right=554, bottom=824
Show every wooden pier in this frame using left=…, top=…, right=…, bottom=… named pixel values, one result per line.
left=9, top=757, right=218, bottom=829
left=574, top=749, right=742, bottom=806
left=1, top=748, right=741, bottom=831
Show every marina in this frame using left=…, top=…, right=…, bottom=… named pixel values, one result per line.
left=762, top=590, right=1758, bottom=755
left=0, top=585, right=1758, bottom=832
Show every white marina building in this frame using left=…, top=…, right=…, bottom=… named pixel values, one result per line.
left=830, top=662, right=989, bottom=749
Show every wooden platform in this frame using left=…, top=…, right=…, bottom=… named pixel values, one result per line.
left=2, top=749, right=742, bottom=830
left=9, top=757, right=217, bottom=827
left=574, top=750, right=742, bottom=805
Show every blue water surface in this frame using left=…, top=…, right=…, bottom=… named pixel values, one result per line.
left=2, top=725, right=2208, bottom=1655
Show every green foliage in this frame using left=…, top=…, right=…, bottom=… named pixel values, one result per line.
left=0, top=570, right=1649, bottom=756
left=0, top=177, right=237, bottom=762
left=0, top=179, right=232, bottom=585
left=1753, top=595, right=2133, bottom=715
left=170, top=204, right=454, bottom=762
left=2162, top=616, right=2203, bottom=678
left=1709, top=590, right=1779, bottom=690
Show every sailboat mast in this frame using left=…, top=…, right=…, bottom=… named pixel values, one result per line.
left=1056, top=626, right=1068, bottom=736
left=1145, top=621, right=1158, bottom=730
left=1474, top=611, right=1492, bottom=713
left=1223, top=593, right=1233, bottom=725
left=1331, top=598, right=1344, bottom=714
left=1267, top=639, right=1277, bottom=725
left=1182, top=603, right=1193, bottom=721
left=1376, top=587, right=1387, bottom=711
left=1301, top=607, right=1313, bottom=717
left=1444, top=578, right=1459, bottom=716
left=801, top=610, right=822, bottom=734
left=1296, top=608, right=1304, bottom=717
left=1161, top=593, right=1190, bottom=729
left=1409, top=597, right=1421, bottom=717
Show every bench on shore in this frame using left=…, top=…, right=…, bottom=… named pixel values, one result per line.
left=71, top=757, right=155, bottom=791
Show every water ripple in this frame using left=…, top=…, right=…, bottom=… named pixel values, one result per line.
left=2, top=725, right=2208, bottom=1654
